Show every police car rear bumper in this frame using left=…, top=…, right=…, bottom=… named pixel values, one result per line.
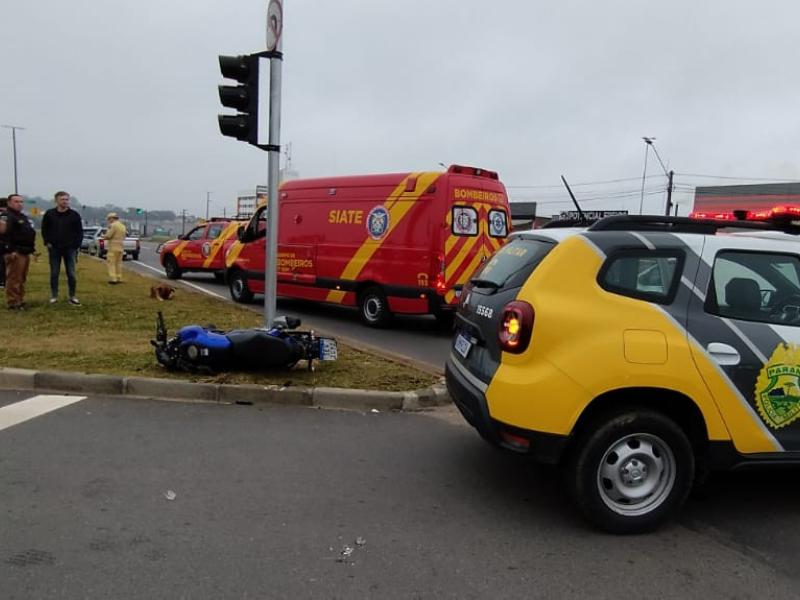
left=445, top=356, right=568, bottom=464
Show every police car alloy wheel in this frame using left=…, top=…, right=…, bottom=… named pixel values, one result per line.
left=566, top=409, right=694, bottom=534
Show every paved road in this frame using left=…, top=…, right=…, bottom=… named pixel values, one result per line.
left=2, top=389, right=799, bottom=599
left=127, top=242, right=453, bottom=372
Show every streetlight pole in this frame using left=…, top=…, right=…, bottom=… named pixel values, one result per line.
left=640, top=137, right=674, bottom=216
left=639, top=137, right=655, bottom=215
left=1, top=124, right=25, bottom=194
left=205, top=191, right=212, bottom=220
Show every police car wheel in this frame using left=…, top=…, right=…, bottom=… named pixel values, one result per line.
left=359, top=287, right=391, bottom=327
left=164, top=255, right=182, bottom=280
left=229, top=270, right=254, bottom=304
left=566, top=409, right=694, bottom=534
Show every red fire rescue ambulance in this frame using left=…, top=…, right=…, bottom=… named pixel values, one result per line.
left=224, top=165, right=511, bottom=326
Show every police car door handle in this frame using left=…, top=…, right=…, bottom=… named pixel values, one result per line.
left=706, top=342, right=741, bottom=366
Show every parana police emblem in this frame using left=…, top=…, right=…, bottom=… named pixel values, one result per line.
left=367, top=206, right=389, bottom=240
left=754, top=343, right=800, bottom=429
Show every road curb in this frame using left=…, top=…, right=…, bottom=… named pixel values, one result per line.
left=0, top=367, right=451, bottom=411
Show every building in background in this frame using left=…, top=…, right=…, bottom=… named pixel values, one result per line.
left=693, top=182, right=800, bottom=216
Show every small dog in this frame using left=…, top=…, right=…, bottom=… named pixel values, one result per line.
left=150, top=284, right=176, bottom=301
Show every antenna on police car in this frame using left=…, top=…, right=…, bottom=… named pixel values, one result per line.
left=561, top=175, right=586, bottom=223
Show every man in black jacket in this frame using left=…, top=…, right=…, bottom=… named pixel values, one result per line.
left=41, top=191, right=83, bottom=305
left=0, top=194, right=36, bottom=310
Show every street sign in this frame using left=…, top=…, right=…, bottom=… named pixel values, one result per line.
left=266, top=0, right=283, bottom=51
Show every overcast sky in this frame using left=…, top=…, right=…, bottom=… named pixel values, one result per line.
left=2, top=0, right=799, bottom=217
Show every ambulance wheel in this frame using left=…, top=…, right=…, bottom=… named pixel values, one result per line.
left=564, top=409, right=694, bottom=534
left=164, top=255, right=182, bottom=280
left=229, top=270, right=254, bottom=304
left=359, top=286, right=391, bottom=327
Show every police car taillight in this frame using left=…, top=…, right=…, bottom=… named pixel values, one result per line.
left=498, top=300, right=534, bottom=354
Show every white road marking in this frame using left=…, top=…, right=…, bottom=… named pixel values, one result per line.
left=134, top=261, right=228, bottom=300
left=0, top=395, right=86, bottom=432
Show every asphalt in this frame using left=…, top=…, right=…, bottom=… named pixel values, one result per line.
left=0, top=367, right=450, bottom=412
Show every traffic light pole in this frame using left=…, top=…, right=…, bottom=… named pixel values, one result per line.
left=264, top=54, right=282, bottom=330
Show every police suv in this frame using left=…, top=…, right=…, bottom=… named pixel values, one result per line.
left=446, top=212, right=800, bottom=533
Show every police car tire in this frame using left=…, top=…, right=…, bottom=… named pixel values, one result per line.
left=164, top=255, right=182, bottom=280
left=359, top=286, right=391, bottom=327
left=229, top=270, right=254, bottom=304
left=565, top=409, right=694, bottom=535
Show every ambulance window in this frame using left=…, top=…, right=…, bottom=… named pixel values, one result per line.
left=452, top=206, right=478, bottom=236
left=599, top=250, right=683, bottom=304
left=207, top=225, right=224, bottom=239
left=470, top=238, right=555, bottom=289
left=487, top=209, right=508, bottom=238
left=706, top=251, right=800, bottom=325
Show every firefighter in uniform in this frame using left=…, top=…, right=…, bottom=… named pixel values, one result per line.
left=0, top=194, right=37, bottom=309
left=103, top=212, right=126, bottom=284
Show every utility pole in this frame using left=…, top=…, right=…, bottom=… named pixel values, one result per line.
left=181, top=209, right=187, bottom=235
left=1, top=124, right=25, bottom=194
left=205, top=191, right=211, bottom=220
left=665, top=170, right=674, bottom=216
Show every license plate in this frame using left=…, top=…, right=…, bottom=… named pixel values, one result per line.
left=454, top=333, right=472, bottom=359
left=319, top=338, right=338, bottom=361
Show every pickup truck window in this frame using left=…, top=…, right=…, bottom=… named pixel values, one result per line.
left=186, top=227, right=204, bottom=241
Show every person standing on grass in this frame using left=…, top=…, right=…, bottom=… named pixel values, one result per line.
left=0, top=194, right=36, bottom=310
left=103, top=212, right=126, bottom=284
left=41, top=191, right=83, bottom=305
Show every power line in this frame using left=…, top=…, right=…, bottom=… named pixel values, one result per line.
left=676, top=172, right=800, bottom=182
left=506, top=175, right=662, bottom=190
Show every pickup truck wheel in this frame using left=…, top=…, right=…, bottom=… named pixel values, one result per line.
left=359, top=286, right=391, bottom=327
left=164, top=255, right=182, bottom=280
left=229, top=270, right=254, bottom=303
left=565, top=409, right=694, bottom=534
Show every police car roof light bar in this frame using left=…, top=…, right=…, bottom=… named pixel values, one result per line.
left=589, top=214, right=800, bottom=236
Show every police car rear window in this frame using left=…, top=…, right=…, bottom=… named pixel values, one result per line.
left=598, top=250, right=684, bottom=304
left=469, top=238, right=555, bottom=289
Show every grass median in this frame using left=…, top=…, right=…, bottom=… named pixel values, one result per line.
left=0, top=249, right=441, bottom=391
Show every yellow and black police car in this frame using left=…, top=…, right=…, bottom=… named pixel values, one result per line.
left=446, top=213, right=800, bottom=533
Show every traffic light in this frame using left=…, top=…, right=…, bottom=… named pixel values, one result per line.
left=217, top=54, right=259, bottom=146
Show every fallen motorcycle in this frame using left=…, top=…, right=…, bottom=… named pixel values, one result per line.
left=151, top=311, right=338, bottom=373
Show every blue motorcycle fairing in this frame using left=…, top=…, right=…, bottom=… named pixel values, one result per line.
left=177, top=325, right=232, bottom=350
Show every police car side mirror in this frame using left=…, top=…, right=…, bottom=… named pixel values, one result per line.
left=237, top=226, right=246, bottom=242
